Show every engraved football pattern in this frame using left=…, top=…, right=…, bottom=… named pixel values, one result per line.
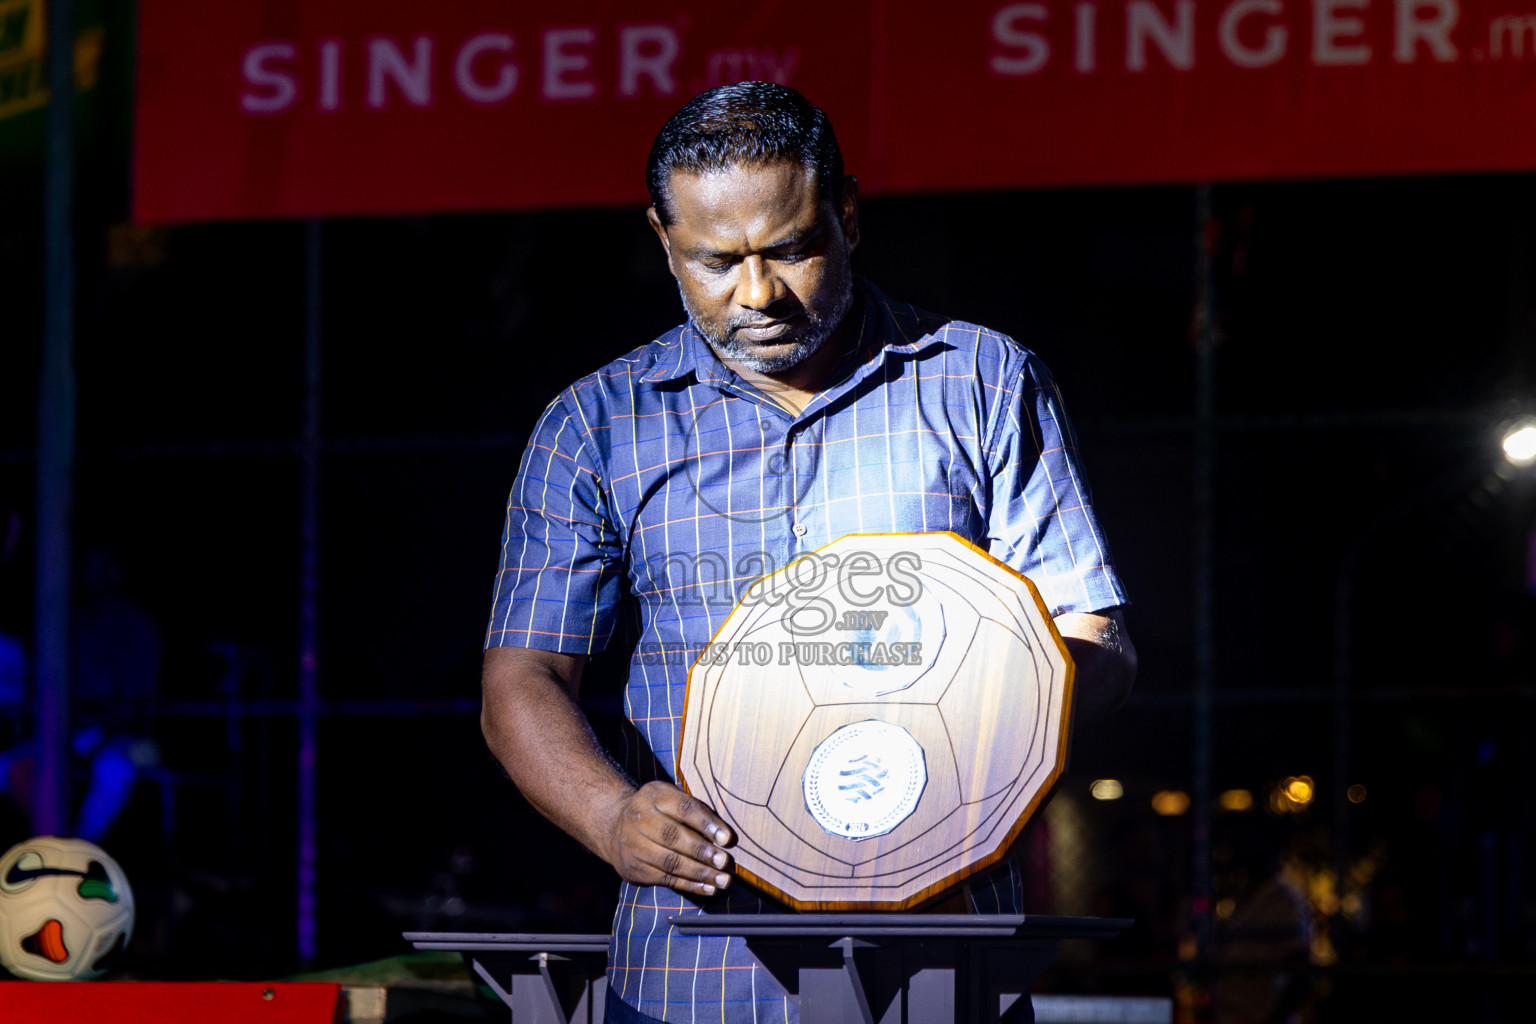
left=676, top=532, right=1074, bottom=911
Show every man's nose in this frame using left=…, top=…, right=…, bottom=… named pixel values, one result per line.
left=735, top=255, right=785, bottom=311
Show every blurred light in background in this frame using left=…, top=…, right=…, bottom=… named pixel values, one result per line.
left=1218, top=788, right=1255, bottom=812
left=1090, top=778, right=1124, bottom=800
left=1503, top=422, right=1536, bottom=465
left=1215, top=897, right=1236, bottom=920
left=1268, top=775, right=1317, bottom=814
left=1151, top=790, right=1191, bottom=816
left=1347, top=783, right=1368, bottom=804
left=1284, top=776, right=1315, bottom=805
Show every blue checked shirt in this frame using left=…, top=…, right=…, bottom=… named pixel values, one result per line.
left=486, top=280, right=1128, bottom=1023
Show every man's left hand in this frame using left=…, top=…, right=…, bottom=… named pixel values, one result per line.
left=1054, top=608, right=1137, bottom=723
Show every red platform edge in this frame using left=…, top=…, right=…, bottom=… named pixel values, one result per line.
left=0, top=981, right=342, bottom=1022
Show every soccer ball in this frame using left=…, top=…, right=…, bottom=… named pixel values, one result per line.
left=0, top=836, right=134, bottom=980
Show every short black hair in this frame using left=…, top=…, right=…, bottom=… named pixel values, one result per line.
left=646, top=82, right=845, bottom=226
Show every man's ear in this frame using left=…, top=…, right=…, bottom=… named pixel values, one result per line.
left=839, top=175, right=861, bottom=254
left=646, top=206, right=677, bottom=277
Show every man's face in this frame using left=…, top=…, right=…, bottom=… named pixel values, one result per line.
left=648, top=160, right=858, bottom=374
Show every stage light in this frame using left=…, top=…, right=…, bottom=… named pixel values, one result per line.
left=1151, top=790, right=1191, bottom=816
left=1090, top=779, right=1123, bottom=800
left=1283, top=776, right=1315, bottom=806
left=1347, top=784, right=1367, bottom=804
left=1504, top=423, right=1536, bottom=466
left=1218, top=788, right=1254, bottom=812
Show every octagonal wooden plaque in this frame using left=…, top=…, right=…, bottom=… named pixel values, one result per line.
left=676, top=531, right=1075, bottom=911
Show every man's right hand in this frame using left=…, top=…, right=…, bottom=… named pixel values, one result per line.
left=482, top=646, right=738, bottom=900
left=603, top=781, right=736, bottom=897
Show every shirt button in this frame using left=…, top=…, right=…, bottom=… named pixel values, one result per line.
left=791, top=522, right=808, bottom=537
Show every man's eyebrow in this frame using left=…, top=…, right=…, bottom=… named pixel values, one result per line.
left=680, top=226, right=824, bottom=261
left=761, top=224, right=824, bottom=251
left=680, top=244, right=738, bottom=260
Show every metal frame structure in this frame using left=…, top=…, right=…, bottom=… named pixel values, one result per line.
left=35, top=0, right=76, bottom=841
left=407, top=915, right=1133, bottom=1024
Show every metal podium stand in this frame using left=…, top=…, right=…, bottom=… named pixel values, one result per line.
left=671, top=914, right=1130, bottom=1024
left=408, top=914, right=1129, bottom=1024
left=404, top=931, right=609, bottom=1024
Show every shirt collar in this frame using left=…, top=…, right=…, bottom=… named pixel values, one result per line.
left=637, top=321, right=732, bottom=386
left=638, top=279, right=946, bottom=388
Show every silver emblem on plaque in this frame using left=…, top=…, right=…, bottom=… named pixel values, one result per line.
left=803, top=720, right=927, bottom=840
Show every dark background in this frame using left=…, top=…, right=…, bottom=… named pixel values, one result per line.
left=1, top=16, right=1534, bottom=1022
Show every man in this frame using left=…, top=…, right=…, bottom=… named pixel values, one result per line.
left=481, top=83, right=1136, bottom=1024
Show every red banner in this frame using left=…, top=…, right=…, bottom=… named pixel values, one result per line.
left=134, top=0, right=1536, bottom=222
left=0, top=982, right=341, bottom=1022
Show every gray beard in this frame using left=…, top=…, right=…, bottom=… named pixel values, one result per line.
left=682, top=273, right=854, bottom=375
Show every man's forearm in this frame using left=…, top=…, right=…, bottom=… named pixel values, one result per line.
left=481, top=645, right=736, bottom=897
left=480, top=647, right=632, bottom=864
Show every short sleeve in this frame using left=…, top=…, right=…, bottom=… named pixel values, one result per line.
left=985, top=352, right=1129, bottom=617
left=484, top=394, right=625, bottom=653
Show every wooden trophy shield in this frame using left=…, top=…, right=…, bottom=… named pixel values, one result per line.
left=676, top=531, right=1075, bottom=911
